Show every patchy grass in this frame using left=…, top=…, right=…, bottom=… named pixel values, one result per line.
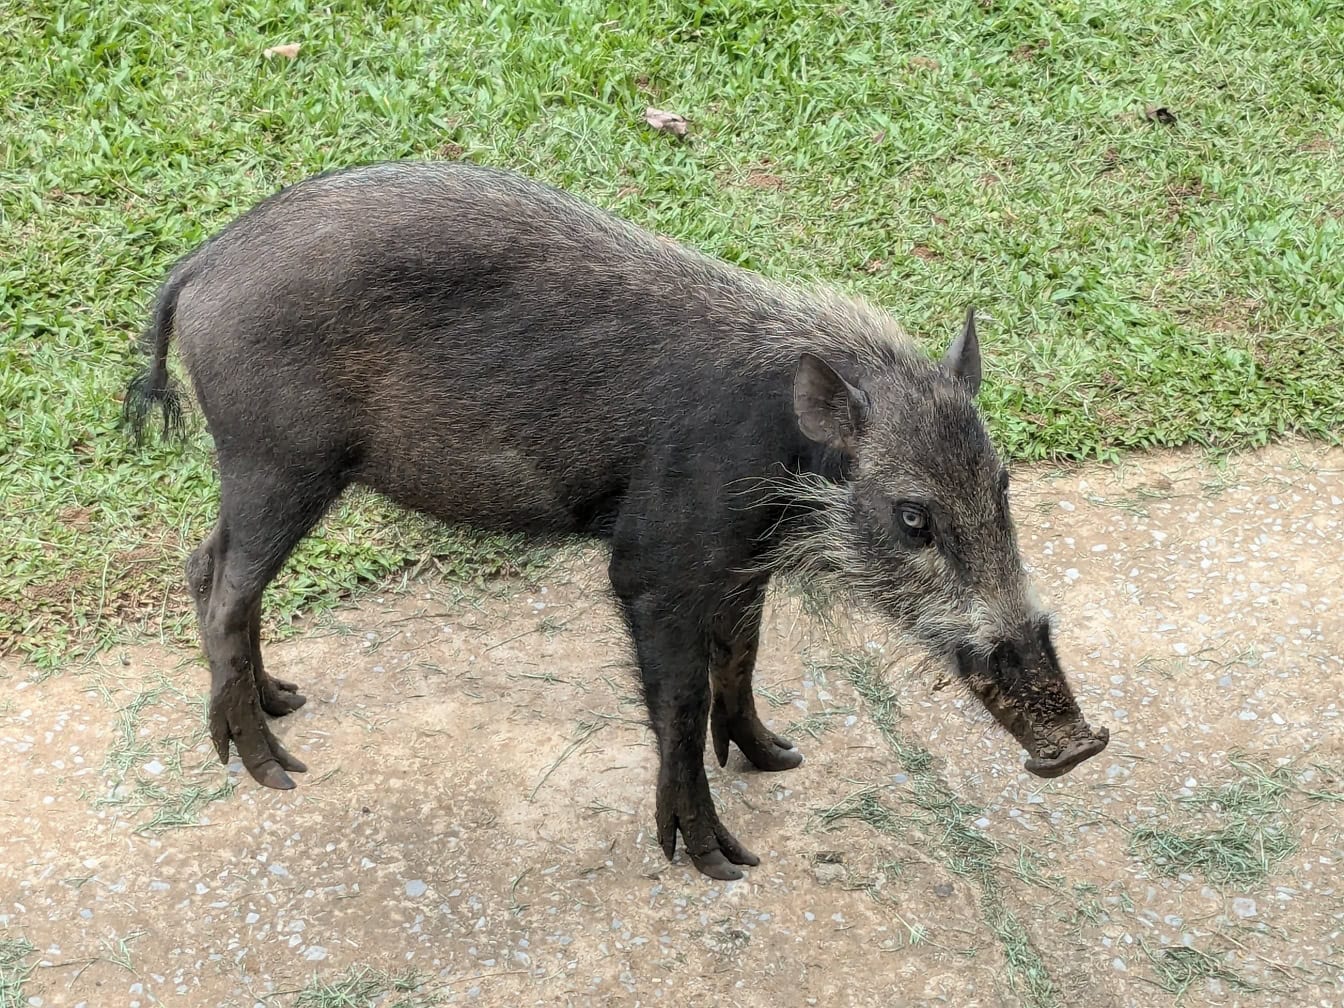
left=821, top=650, right=1061, bottom=1008
left=4, top=0, right=1343, bottom=664
left=824, top=653, right=1341, bottom=1002
left=291, top=966, right=439, bottom=1008
left=0, top=938, right=35, bottom=1008
left=786, top=706, right=853, bottom=741
left=87, top=670, right=236, bottom=833
left=1142, top=943, right=1262, bottom=1000
left=1127, top=753, right=1333, bottom=885
left=1129, top=821, right=1296, bottom=887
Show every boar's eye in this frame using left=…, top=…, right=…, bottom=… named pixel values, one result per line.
left=895, top=501, right=933, bottom=545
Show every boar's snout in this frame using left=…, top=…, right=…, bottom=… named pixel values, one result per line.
left=1022, top=729, right=1110, bottom=778
left=956, top=629, right=1109, bottom=779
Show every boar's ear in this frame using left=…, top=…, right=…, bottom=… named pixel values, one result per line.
left=793, top=352, right=870, bottom=457
left=940, top=305, right=982, bottom=397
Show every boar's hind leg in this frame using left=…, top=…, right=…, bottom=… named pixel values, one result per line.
left=199, top=458, right=346, bottom=790
left=609, top=551, right=760, bottom=881
left=186, top=524, right=305, bottom=719
left=709, top=582, right=801, bottom=772
left=249, top=602, right=306, bottom=716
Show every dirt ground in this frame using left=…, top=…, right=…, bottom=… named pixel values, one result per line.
left=3, top=439, right=1342, bottom=1008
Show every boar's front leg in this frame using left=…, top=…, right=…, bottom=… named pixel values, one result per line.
left=709, top=581, right=801, bottom=772
left=609, top=545, right=760, bottom=881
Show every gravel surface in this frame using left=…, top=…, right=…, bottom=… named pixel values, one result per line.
left=3, top=439, right=1342, bottom=1007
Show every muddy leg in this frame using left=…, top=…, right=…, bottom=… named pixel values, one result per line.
left=187, top=527, right=304, bottom=718
left=196, top=459, right=345, bottom=789
left=185, top=524, right=219, bottom=629
left=609, top=559, right=759, bottom=881
left=709, top=581, right=801, bottom=772
left=249, top=603, right=306, bottom=717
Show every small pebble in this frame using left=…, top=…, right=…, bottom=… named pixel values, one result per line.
left=813, top=863, right=844, bottom=884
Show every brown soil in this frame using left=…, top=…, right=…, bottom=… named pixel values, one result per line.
left=3, top=439, right=1342, bottom=1007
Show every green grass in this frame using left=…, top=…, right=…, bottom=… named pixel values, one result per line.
left=1142, top=943, right=1261, bottom=1001
left=3, top=0, right=1342, bottom=662
left=823, top=650, right=1061, bottom=1008
left=1127, top=752, right=1336, bottom=886
left=88, top=670, right=238, bottom=831
left=0, top=938, right=35, bottom=1008
left=1130, top=820, right=1296, bottom=886
left=290, top=967, right=439, bottom=1008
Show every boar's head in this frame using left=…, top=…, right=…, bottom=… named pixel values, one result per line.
left=789, top=307, right=1109, bottom=778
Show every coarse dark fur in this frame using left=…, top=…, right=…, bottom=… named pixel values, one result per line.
left=124, top=160, right=1107, bottom=882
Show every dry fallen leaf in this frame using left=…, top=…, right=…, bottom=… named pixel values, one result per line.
left=643, top=107, right=689, bottom=138
left=744, top=170, right=784, bottom=190
left=1145, top=105, right=1177, bottom=125
left=59, top=505, right=94, bottom=531
left=263, top=43, right=301, bottom=60
left=908, top=56, right=940, bottom=72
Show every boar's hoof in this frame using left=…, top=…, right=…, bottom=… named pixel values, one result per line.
left=210, top=674, right=309, bottom=790
left=257, top=673, right=307, bottom=718
left=657, top=783, right=760, bottom=881
left=691, top=848, right=756, bottom=881
left=1024, top=727, right=1110, bottom=779
left=711, top=706, right=803, bottom=772
left=736, top=732, right=803, bottom=773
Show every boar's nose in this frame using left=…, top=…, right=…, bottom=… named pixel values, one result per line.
left=1023, top=728, right=1110, bottom=778
left=966, top=634, right=1111, bottom=778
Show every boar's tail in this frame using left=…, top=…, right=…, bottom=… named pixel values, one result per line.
left=123, top=269, right=189, bottom=444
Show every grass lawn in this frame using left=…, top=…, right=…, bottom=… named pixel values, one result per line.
left=2, top=0, right=1341, bottom=663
